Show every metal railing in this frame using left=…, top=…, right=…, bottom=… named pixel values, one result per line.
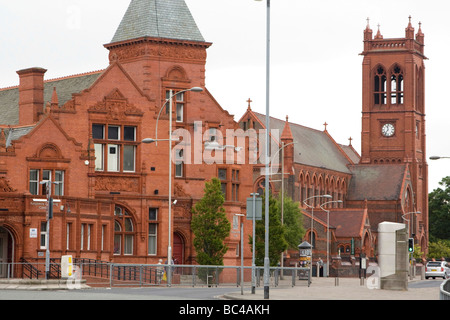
left=440, top=278, right=450, bottom=300
left=0, top=261, right=310, bottom=288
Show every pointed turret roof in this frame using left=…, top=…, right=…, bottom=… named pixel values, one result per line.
left=110, top=0, right=205, bottom=44
left=281, top=116, right=293, bottom=141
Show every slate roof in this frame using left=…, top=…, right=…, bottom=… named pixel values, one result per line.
left=0, top=71, right=103, bottom=125
left=110, top=0, right=205, bottom=44
left=3, top=126, right=35, bottom=148
left=346, top=164, right=407, bottom=201
left=253, top=112, right=354, bottom=174
left=314, top=209, right=368, bottom=238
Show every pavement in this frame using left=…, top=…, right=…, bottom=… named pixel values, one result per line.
left=223, top=276, right=441, bottom=300
left=0, top=276, right=441, bottom=300
left=0, top=278, right=90, bottom=290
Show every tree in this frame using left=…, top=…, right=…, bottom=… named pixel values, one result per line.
left=250, top=192, right=291, bottom=266
left=279, top=194, right=305, bottom=250
left=250, top=194, right=304, bottom=266
left=428, top=176, right=450, bottom=241
left=427, top=240, right=450, bottom=260
left=191, top=178, right=231, bottom=266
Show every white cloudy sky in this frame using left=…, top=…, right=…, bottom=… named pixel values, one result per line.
left=1, top=0, right=449, bottom=191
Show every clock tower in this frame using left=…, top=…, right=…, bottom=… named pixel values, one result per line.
left=360, top=17, right=428, bottom=243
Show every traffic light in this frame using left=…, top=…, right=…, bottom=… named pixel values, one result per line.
left=48, top=198, right=53, bottom=219
left=408, top=238, right=414, bottom=253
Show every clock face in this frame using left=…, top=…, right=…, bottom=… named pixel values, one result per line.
left=381, top=123, right=395, bottom=137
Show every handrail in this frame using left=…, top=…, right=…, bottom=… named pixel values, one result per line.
left=440, top=278, right=450, bottom=300
left=20, top=258, right=41, bottom=279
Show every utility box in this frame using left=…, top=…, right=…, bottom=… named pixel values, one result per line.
left=378, top=222, right=408, bottom=290
left=61, top=255, right=73, bottom=279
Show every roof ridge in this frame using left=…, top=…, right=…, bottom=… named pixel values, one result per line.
left=44, top=69, right=105, bottom=83
left=0, top=85, right=19, bottom=91
left=252, top=111, right=325, bottom=134
left=0, top=69, right=105, bottom=92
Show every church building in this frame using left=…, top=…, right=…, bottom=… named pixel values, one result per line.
left=239, top=17, right=428, bottom=271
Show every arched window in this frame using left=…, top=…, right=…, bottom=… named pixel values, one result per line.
left=255, top=178, right=272, bottom=196
left=374, top=66, right=387, bottom=105
left=306, top=231, right=317, bottom=249
left=114, top=206, right=135, bottom=255
left=390, top=65, right=404, bottom=104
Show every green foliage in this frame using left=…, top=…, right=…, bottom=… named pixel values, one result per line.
left=427, top=176, right=450, bottom=260
left=412, top=244, right=425, bottom=261
left=249, top=193, right=304, bottom=266
left=191, top=178, right=231, bottom=267
left=427, top=240, right=450, bottom=260
left=279, top=194, right=305, bottom=250
left=428, top=176, right=450, bottom=240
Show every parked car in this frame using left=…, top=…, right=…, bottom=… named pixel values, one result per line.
left=425, top=261, right=450, bottom=279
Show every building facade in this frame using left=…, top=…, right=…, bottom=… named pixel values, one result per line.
left=238, top=18, right=428, bottom=269
left=0, top=0, right=254, bottom=278
left=0, top=1, right=428, bottom=279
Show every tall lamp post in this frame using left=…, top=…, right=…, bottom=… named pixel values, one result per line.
left=267, top=141, right=298, bottom=275
left=303, top=194, right=332, bottom=277
left=142, top=86, right=203, bottom=286
left=319, top=200, right=343, bottom=277
left=34, top=180, right=60, bottom=280
left=254, top=0, right=271, bottom=300
left=234, top=213, right=245, bottom=295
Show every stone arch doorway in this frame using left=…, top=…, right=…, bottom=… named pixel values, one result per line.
left=0, top=227, right=14, bottom=278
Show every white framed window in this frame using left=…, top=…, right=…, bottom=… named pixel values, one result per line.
left=87, top=224, right=92, bottom=251
left=175, top=148, right=184, bottom=178
left=55, top=171, right=64, bottom=196
left=166, top=89, right=186, bottom=122
left=114, top=206, right=135, bottom=255
left=148, top=224, right=157, bottom=255
left=40, top=222, right=48, bottom=249
left=80, top=224, right=85, bottom=250
left=29, top=169, right=65, bottom=196
left=101, top=225, right=105, bottom=251
left=93, top=124, right=137, bottom=173
left=30, top=170, right=39, bottom=195
left=148, top=208, right=158, bottom=255
left=66, top=223, right=71, bottom=250
left=107, top=144, right=120, bottom=172
left=94, top=144, right=104, bottom=171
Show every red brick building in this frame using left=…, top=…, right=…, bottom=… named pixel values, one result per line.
left=0, top=0, right=428, bottom=279
left=238, top=17, right=428, bottom=269
left=0, top=0, right=254, bottom=278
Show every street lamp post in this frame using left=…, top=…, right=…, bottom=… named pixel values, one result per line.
left=319, top=200, right=343, bottom=277
left=249, top=192, right=259, bottom=294
left=35, top=180, right=60, bottom=280
left=235, top=213, right=245, bottom=295
left=254, top=0, right=271, bottom=300
left=303, top=194, right=332, bottom=277
left=142, top=87, right=203, bottom=286
left=267, top=141, right=298, bottom=277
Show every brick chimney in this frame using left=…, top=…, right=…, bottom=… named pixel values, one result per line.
left=16, top=67, right=47, bottom=125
